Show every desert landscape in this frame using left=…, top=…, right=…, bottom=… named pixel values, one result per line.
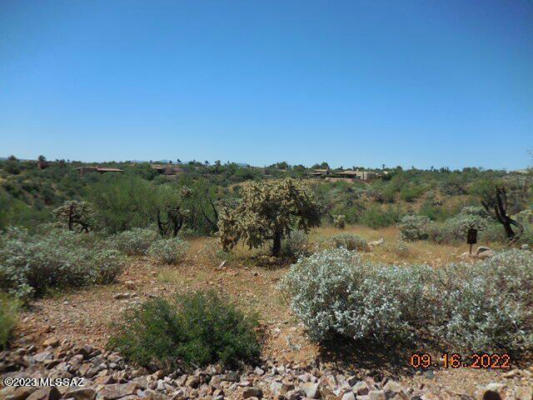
left=0, top=159, right=531, bottom=400
left=1, top=1, right=532, bottom=399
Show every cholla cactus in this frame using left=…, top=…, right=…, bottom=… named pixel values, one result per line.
left=218, top=179, right=321, bottom=256
left=53, top=200, right=95, bottom=232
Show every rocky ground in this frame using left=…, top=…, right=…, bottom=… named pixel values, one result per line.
left=1, top=338, right=532, bottom=400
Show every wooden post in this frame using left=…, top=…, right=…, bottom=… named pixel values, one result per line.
left=467, top=228, right=478, bottom=255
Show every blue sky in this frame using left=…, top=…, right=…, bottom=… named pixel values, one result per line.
left=1, top=0, right=531, bottom=169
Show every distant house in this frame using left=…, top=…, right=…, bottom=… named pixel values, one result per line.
left=151, top=164, right=183, bottom=175
left=37, top=160, right=49, bottom=170
left=76, top=166, right=124, bottom=176
left=311, top=168, right=381, bottom=182
left=311, top=168, right=330, bottom=177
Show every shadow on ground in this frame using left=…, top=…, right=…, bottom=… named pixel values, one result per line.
left=316, top=335, right=430, bottom=380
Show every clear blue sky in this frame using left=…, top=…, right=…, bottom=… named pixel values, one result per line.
left=1, top=1, right=531, bottom=169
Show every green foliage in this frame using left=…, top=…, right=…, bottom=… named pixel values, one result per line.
left=0, top=293, right=20, bottom=349
left=398, top=215, right=431, bottom=241
left=0, top=228, right=124, bottom=301
left=218, top=179, right=321, bottom=256
left=399, top=184, right=426, bottom=202
left=148, top=238, right=189, bottom=264
left=281, top=248, right=533, bottom=355
left=88, top=176, right=159, bottom=233
left=111, top=228, right=158, bottom=255
left=330, top=233, right=369, bottom=251
left=333, top=214, right=346, bottom=229
left=359, top=205, right=401, bottom=229
left=108, top=290, right=260, bottom=370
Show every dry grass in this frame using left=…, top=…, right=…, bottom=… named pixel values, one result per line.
left=310, top=224, right=506, bottom=266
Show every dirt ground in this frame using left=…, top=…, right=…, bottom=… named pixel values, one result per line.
left=15, top=226, right=530, bottom=397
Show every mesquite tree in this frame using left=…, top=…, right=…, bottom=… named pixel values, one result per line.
left=218, top=179, right=321, bottom=257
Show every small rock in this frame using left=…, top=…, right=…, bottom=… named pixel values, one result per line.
left=33, top=351, right=54, bottom=363
left=42, top=337, right=60, bottom=348
left=124, top=280, right=136, bottom=290
left=242, top=387, right=263, bottom=398
left=353, top=381, right=370, bottom=396
left=301, top=382, right=319, bottom=399
left=64, top=388, right=96, bottom=400
left=342, top=392, right=356, bottom=400
left=186, top=375, right=201, bottom=388
left=97, top=383, right=139, bottom=400
left=368, top=390, right=386, bottom=400
left=383, top=380, right=404, bottom=394
left=27, top=387, right=61, bottom=400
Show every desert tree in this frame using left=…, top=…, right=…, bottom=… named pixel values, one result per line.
left=53, top=200, right=94, bottom=232
left=474, top=181, right=524, bottom=241
left=218, top=179, right=321, bottom=257
left=155, top=185, right=190, bottom=238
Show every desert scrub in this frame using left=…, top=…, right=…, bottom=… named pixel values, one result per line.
left=108, top=290, right=260, bottom=370
left=0, top=293, right=20, bottom=349
left=333, top=214, right=346, bottom=229
left=200, top=240, right=234, bottom=266
left=281, top=230, right=309, bottom=258
left=0, top=227, right=124, bottom=301
left=281, top=248, right=532, bottom=355
left=398, top=215, right=431, bottom=241
left=111, top=228, right=158, bottom=255
left=330, top=233, right=369, bottom=251
left=280, top=249, right=438, bottom=343
left=148, top=237, right=189, bottom=264
left=435, top=250, right=533, bottom=354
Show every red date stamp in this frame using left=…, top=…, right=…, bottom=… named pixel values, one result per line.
left=409, top=353, right=511, bottom=369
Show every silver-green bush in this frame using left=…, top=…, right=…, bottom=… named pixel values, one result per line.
left=330, top=233, right=369, bottom=251
left=281, top=248, right=532, bottom=354
left=398, top=215, right=431, bottom=241
left=111, top=228, right=158, bottom=255
left=0, top=227, right=124, bottom=301
left=281, top=230, right=309, bottom=258
left=148, top=238, right=189, bottom=265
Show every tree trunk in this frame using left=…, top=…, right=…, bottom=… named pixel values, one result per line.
left=272, top=229, right=282, bottom=257
left=501, top=217, right=515, bottom=240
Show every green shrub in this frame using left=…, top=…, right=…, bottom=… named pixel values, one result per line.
left=0, top=227, right=124, bottom=301
left=359, top=205, right=400, bottom=229
left=281, top=249, right=532, bottom=355
left=426, top=221, right=457, bottom=244
left=281, top=230, right=309, bottom=258
left=148, top=238, right=189, bottom=264
left=398, top=215, right=431, bottom=241
left=333, top=215, right=346, bottom=229
left=400, top=184, right=425, bottom=202
left=111, top=228, right=158, bottom=255
left=479, top=223, right=507, bottom=243
left=0, top=293, right=20, bottom=349
left=108, top=290, right=260, bottom=370
left=330, top=233, right=369, bottom=251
